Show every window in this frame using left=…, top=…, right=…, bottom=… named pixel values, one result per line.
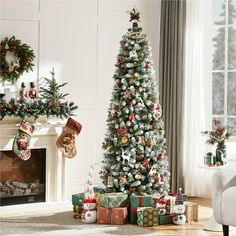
left=212, top=0, right=236, bottom=129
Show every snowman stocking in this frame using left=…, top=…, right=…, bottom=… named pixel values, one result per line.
left=12, top=120, right=35, bottom=161
left=56, top=117, right=82, bottom=158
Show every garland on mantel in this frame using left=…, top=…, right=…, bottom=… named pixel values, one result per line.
left=0, top=98, right=77, bottom=120
left=0, top=69, right=78, bottom=120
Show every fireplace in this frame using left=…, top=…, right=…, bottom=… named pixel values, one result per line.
left=0, top=149, right=46, bottom=206
left=0, top=119, right=66, bottom=208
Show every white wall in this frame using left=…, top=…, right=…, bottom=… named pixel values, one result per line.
left=0, top=0, right=161, bottom=200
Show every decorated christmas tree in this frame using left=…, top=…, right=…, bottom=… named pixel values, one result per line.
left=100, top=9, right=170, bottom=196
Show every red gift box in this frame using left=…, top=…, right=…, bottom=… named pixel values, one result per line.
left=97, top=207, right=128, bottom=225
left=111, top=207, right=128, bottom=225
left=97, top=207, right=111, bottom=224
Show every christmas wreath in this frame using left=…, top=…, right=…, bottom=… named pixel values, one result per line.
left=0, top=36, right=35, bottom=83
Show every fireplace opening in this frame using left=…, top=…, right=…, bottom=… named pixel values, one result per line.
left=0, top=149, right=46, bottom=206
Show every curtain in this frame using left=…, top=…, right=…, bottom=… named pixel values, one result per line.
left=159, top=0, right=186, bottom=192
left=183, top=0, right=208, bottom=196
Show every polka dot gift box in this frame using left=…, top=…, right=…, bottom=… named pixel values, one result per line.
left=137, top=207, right=158, bottom=227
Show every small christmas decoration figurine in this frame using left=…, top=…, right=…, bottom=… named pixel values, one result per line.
left=156, top=199, right=167, bottom=216
left=28, top=82, right=37, bottom=99
left=19, top=82, right=27, bottom=102
left=81, top=198, right=97, bottom=224
left=81, top=164, right=97, bottom=224
left=173, top=188, right=186, bottom=225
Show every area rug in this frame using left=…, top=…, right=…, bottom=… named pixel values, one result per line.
left=0, top=211, right=164, bottom=236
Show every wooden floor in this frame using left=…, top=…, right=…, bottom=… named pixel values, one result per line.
left=150, top=197, right=236, bottom=236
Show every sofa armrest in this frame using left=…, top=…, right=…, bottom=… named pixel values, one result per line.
left=212, top=166, right=236, bottom=224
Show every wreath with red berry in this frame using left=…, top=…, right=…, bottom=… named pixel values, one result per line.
left=0, top=36, right=35, bottom=83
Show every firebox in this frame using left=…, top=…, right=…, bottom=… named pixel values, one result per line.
left=0, top=149, right=46, bottom=206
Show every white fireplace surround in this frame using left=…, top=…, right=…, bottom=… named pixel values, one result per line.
left=0, top=118, right=66, bottom=204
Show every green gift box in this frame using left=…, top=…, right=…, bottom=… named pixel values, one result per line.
left=137, top=207, right=158, bottom=227
left=129, top=208, right=138, bottom=224
left=93, top=186, right=105, bottom=193
left=158, top=214, right=173, bottom=225
left=100, top=192, right=128, bottom=208
left=130, top=195, right=153, bottom=208
left=72, top=193, right=84, bottom=206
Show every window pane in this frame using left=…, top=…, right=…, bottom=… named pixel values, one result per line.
left=213, top=0, right=225, bottom=25
left=228, top=27, right=236, bottom=69
left=212, top=72, right=225, bottom=115
left=227, top=72, right=236, bottom=115
left=212, top=27, right=225, bottom=70
left=227, top=117, right=236, bottom=128
left=228, top=0, right=236, bottom=24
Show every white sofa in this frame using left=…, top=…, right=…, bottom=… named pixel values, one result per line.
left=212, top=161, right=236, bottom=236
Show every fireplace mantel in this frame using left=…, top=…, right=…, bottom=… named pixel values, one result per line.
left=0, top=117, right=67, bottom=204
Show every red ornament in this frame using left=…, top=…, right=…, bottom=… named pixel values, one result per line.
left=142, top=160, right=151, bottom=170
left=117, top=127, right=128, bottom=136
left=119, top=176, right=127, bottom=185
left=157, top=154, right=164, bottom=161
left=124, top=90, right=131, bottom=99
left=129, top=113, right=135, bottom=121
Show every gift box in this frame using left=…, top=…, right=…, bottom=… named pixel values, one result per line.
left=97, top=207, right=111, bottom=224
left=130, top=195, right=153, bottom=208
left=94, top=186, right=105, bottom=193
left=137, top=207, right=158, bottom=227
left=184, top=201, right=198, bottom=223
left=100, top=192, right=128, bottom=208
left=72, top=193, right=84, bottom=206
left=164, top=195, right=176, bottom=214
left=129, top=208, right=138, bottom=224
left=158, top=214, right=173, bottom=224
left=73, top=204, right=83, bottom=219
left=129, top=195, right=152, bottom=224
left=95, top=192, right=102, bottom=207
left=111, top=207, right=128, bottom=225
left=97, top=207, right=128, bottom=225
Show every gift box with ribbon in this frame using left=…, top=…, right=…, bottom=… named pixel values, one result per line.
left=129, top=195, right=153, bottom=224
left=184, top=201, right=198, bottom=223
left=137, top=207, right=158, bottom=227
left=111, top=207, right=128, bottom=225
left=93, top=186, right=105, bottom=193
left=72, top=193, right=84, bottom=207
left=97, top=207, right=128, bottom=225
left=95, top=192, right=102, bottom=207
left=130, top=195, right=153, bottom=208
left=100, top=192, right=128, bottom=208
left=97, top=207, right=111, bottom=224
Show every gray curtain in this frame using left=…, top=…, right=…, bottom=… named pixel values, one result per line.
left=159, top=0, right=186, bottom=192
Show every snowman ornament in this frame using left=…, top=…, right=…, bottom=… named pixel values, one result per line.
left=173, top=188, right=186, bottom=225
left=81, top=198, right=97, bottom=223
left=156, top=199, right=167, bottom=216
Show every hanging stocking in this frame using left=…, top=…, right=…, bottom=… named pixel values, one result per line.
left=12, top=120, right=35, bottom=161
left=56, top=117, right=82, bottom=158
